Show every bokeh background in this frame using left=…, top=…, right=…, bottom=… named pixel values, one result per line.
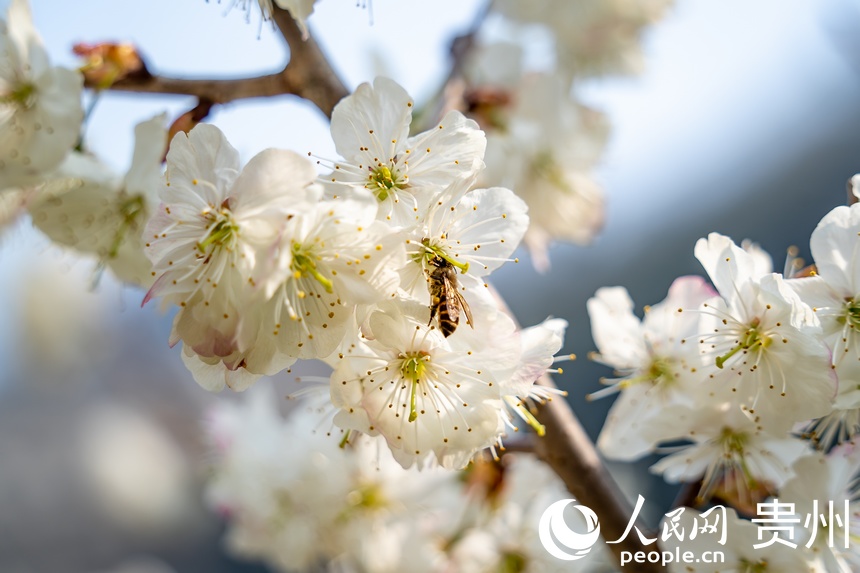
left=2, top=0, right=860, bottom=570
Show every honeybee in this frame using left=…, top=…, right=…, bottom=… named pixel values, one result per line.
left=426, top=255, right=473, bottom=337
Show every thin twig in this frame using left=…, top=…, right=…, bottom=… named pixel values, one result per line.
left=86, top=72, right=292, bottom=105
left=83, top=8, right=348, bottom=119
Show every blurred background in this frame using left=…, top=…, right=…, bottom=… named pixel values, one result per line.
left=2, top=0, right=860, bottom=570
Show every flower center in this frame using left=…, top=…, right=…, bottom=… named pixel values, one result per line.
left=416, top=237, right=470, bottom=273
left=717, top=427, right=761, bottom=486
left=368, top=164, right=405, bottom=202
left=290, top=242, right=333, bottom=293
left=715, top=318, right=772, bottom=369
left=108, top=193, right=146, bottom=258
left=2, top=82, right=37, bottom=109
left=634, top=356, right=675, bottom=387
left=499, top=551, right=527, bottom=573
left=345, top=482, right=387, bottom=511
left=399, top=351, right=430, bottom=422
left=719, top=427, right=749, bottom=455
left=197, top=205, right=238, bottom=255
left=647, top=357, right=671, bottom=381
left=839, top=297, right=860, bottom=329
left=530, top=151, right=571, bottom=194
left=738, top=559, right=768, bottom=573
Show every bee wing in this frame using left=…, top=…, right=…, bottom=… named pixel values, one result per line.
left=451, top=281, right=474, bottom=329
left=459, top=290, right=474, bottom=328
left=440, top=273, right=460, bottom=325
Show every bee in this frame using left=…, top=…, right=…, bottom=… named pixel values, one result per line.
left=426, top=255, right=473, bottom=337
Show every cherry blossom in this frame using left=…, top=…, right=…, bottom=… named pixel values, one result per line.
left=323, top=77, right=486, bottom=228
left=0, top=0, right=83, bottom=189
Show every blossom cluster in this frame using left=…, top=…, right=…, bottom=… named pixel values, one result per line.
left=588, top=200, right=860, bottom=569
left=139, top=76, right=573, bottom=470
left=0, top=0, right=594, bottom=471
left=456, top=0, right=673, bottom=269
left=204, top=384, right=613, bottom=573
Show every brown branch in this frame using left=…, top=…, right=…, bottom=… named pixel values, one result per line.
left=671, top=478, right=704, bottom=510
left=499, top=434, right=537, bottom=454
left=270, top=8, right=348, bottom=118
left=486, top=284, right=664, bottom=572
left=83, top=8, right=348, bottom=119
left=532, top=377, right=665, bottom=573
left=89, top=72, right=292, bottom=105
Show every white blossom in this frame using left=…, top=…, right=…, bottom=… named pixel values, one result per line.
left=205, top=384, right=456, bottom=573
left=649, top=404, right=810, bottom=500
left=790, top=204, right=860, bottom=446
left=444, top=454, right=612, bottom=573
left=499, top=317, right=569, bottom=437
left=143, top=124, right=320, bottom=389
left=494, top=0, right=674, bottom=77
left=29, top=114, right=168, bottom=287
left=0, top=0, right=83, bottom=189
left=588, top=276, right=715, bottom=460
left=330, top=299, right=514, bottom=469
left=476, top=74, right=607, bottom=270
left=399, top=185, right=528, bottom=301
left=693, top=232, right=835, bottom=433
left=324, top=77, right=486, bottom=228
left=779, top=447, right=860, bottom=573
left=239, top=195, right=404, bottom=363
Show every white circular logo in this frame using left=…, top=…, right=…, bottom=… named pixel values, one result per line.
left=538, top=499, right=601, bottom=561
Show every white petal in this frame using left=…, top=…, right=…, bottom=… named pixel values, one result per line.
left=230, top=148, right=321, bottom=217
left=810, top=204, right=860, bottom=295
left=330, top=77, right=412, bottom=166
left=181, top=344, right=260, bottom=392
left=124, top=113, right=167, bottom=201
left=402, top=110, right=486, bottom=189
left=503, top=317, right=566, bottom=397
left=587, top=286, right=647, bottom=369
left=642, top=275, right=715, bottom=340
left=445, top=187, right=528, bottom=276
left=693, top=232, right=761, bottom=308
left=163, top=124, right=240, bottom=206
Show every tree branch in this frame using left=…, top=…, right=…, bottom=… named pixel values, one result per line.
left=485, top=284, right=664, bottom=572
left=532, top=376, right=666, bottom=573
left=87, top=72, right=293, bottom=105
left=83, top=8, right=348, bottom=119
left=270, top=8, right=348, bottom=118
